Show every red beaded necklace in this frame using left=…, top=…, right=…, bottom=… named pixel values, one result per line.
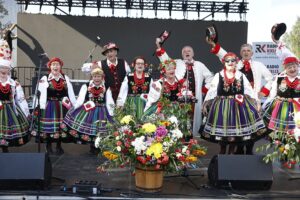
left=51, top=78, right=65, bottom=91
left=285, top=77, right=299, bottom=89
left=0, top=83, right=10, bottom=94
left=224, top=68, right=236, bottom=85
left=134, top=72, right=145, bottom=87
left=164, top=79, right=178, bottom=91
left=90, top=86, right=104, bottom=97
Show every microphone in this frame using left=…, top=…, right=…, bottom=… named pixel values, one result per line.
left=38, top=53, right=48, bottom=57
left=96, top=36, right=101, bottom=42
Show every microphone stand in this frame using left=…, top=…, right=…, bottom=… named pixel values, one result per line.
left=184, top=62, right=192, bottom=141
left=166, top=61, right=204, bottom=190
left=84, top=39, right=101, bottom=63
left=30, top=54, right=46, bottom=153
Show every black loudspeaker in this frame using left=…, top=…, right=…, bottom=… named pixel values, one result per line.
left=0, top=153, right=52, bottom=189
left=208, top=154, right=273, bottom=190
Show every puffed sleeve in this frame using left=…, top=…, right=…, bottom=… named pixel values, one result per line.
left=156, top=47, right=170, bottom=62
left=203, top=73, right=219, bottom=102
left=210, top=43, right=227, bottom=62
left=262, top=76, right=279, bottom=110
left=81, top=63, right=92, bottom=74
left=106, top=87, right=115, bottom=116
left=37, top=75, right=49, bottom=109
left=15, top=82, right=30, bottom=117
left=276, top=41, right=297, bottom=63
left=65, top=75, right=76, bottom=106
left=144, top=80, right=162, bottom=111
left=117, top=76, right=129, bottom=107
left=74, top=84, right=87, bottom=109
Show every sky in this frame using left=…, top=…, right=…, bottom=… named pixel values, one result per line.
left=2, top=0, right=300, bottom=44
left=247, top=0, right=300, bottom=43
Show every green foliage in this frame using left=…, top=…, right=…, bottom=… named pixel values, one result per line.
left=256, top=131, right=300, bottom=168
left=283, top=17, right=300, bottom=58
left=157, top=97, right=193, bottom=137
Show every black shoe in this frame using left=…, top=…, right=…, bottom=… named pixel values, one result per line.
left=56, top=147, right=64, bottom=155
left=46, top=143, right=53, bottom=154
left=219, top=144, right=227, bottom=154
left=246, top=142, right=254, bottom=155
left=235, top=146, right=245, bottom=154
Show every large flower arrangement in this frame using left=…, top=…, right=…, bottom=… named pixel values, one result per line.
left=257, top=113, right=300, bottom=168
left=95, top=99, right=206, bottom=173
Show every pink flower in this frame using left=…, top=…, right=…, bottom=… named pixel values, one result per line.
left=60, top=123, right=66, bottom=129
left=113, top=131, right=119, bottom=137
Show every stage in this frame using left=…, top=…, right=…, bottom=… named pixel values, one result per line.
left=1, top=137, right=300, bottom=199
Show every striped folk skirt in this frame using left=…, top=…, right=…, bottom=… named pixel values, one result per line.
left=264, top=97, right=300, bottom=132
left=201, top=96, right=265, bottom=143
left=32, top=100, right=71, bottom=142
left=0, top=103, right=30, bottom=147
left=61, top=104, right=113, bottom=144
left=124, top=96, right=146, bottom=120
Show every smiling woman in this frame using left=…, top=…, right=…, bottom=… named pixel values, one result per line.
left=201, top=52, right=266, bottom=154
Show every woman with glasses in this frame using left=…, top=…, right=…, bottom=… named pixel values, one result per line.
left=117, top=56, right=152, bottom=121
left=201, top=52, right=265, bottom=154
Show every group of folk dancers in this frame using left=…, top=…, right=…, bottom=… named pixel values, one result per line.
left=0, top=23, right=299, bottom=160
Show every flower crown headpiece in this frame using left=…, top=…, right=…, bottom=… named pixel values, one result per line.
left=159, top=59, right=176, bottom=73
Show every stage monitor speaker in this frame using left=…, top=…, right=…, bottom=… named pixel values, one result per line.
left=208, top=154, right=273, bottom=190
left=0, top=153, right=52, bottom=190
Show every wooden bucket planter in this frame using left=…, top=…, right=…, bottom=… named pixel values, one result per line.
left=135, top=165, right=164, bottom=192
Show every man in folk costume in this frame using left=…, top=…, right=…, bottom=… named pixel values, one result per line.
left=155, top=38, right=214, bottom=137
left=206, top=27, right=273, bottom=155
left=82, top=42, right=131, bottom=105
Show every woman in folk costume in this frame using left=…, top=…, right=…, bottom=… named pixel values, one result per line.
left=155, top=38, right=213, bottom=136
left=32, top=57, right=76, bottom=155
left=117, top=56, right=152, bottom=120
left=201, top=52, right=265, bottom=154
left=263, top=23, right=300, bottom=135
left=0, top=59, right=30, bottom=152
left=143, top=59, right=185, bottom=116
left=61, top=67, right=114, bottom=153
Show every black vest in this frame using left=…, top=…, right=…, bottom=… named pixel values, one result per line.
left=276, top=77, right=300, bottom=98
left=84, top=83, right=106, bottom=104
left=101, top=59, right=127, bottom=102
left=217, top=73, right=244, bottom=96
left=47, top=74, right=68, bottom=99
left=127, top=73, right=151, bottom=95
left=0, top=84, right=12, bottom=101
left=102, top=59, right=126, bottom=88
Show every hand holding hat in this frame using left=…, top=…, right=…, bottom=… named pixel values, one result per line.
left=271, top=23, right=286, bottom=43
left=206, top=24, right=218, bottom=44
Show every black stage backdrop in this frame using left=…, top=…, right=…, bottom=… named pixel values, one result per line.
left=17, top=13, right=247, bottom=79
